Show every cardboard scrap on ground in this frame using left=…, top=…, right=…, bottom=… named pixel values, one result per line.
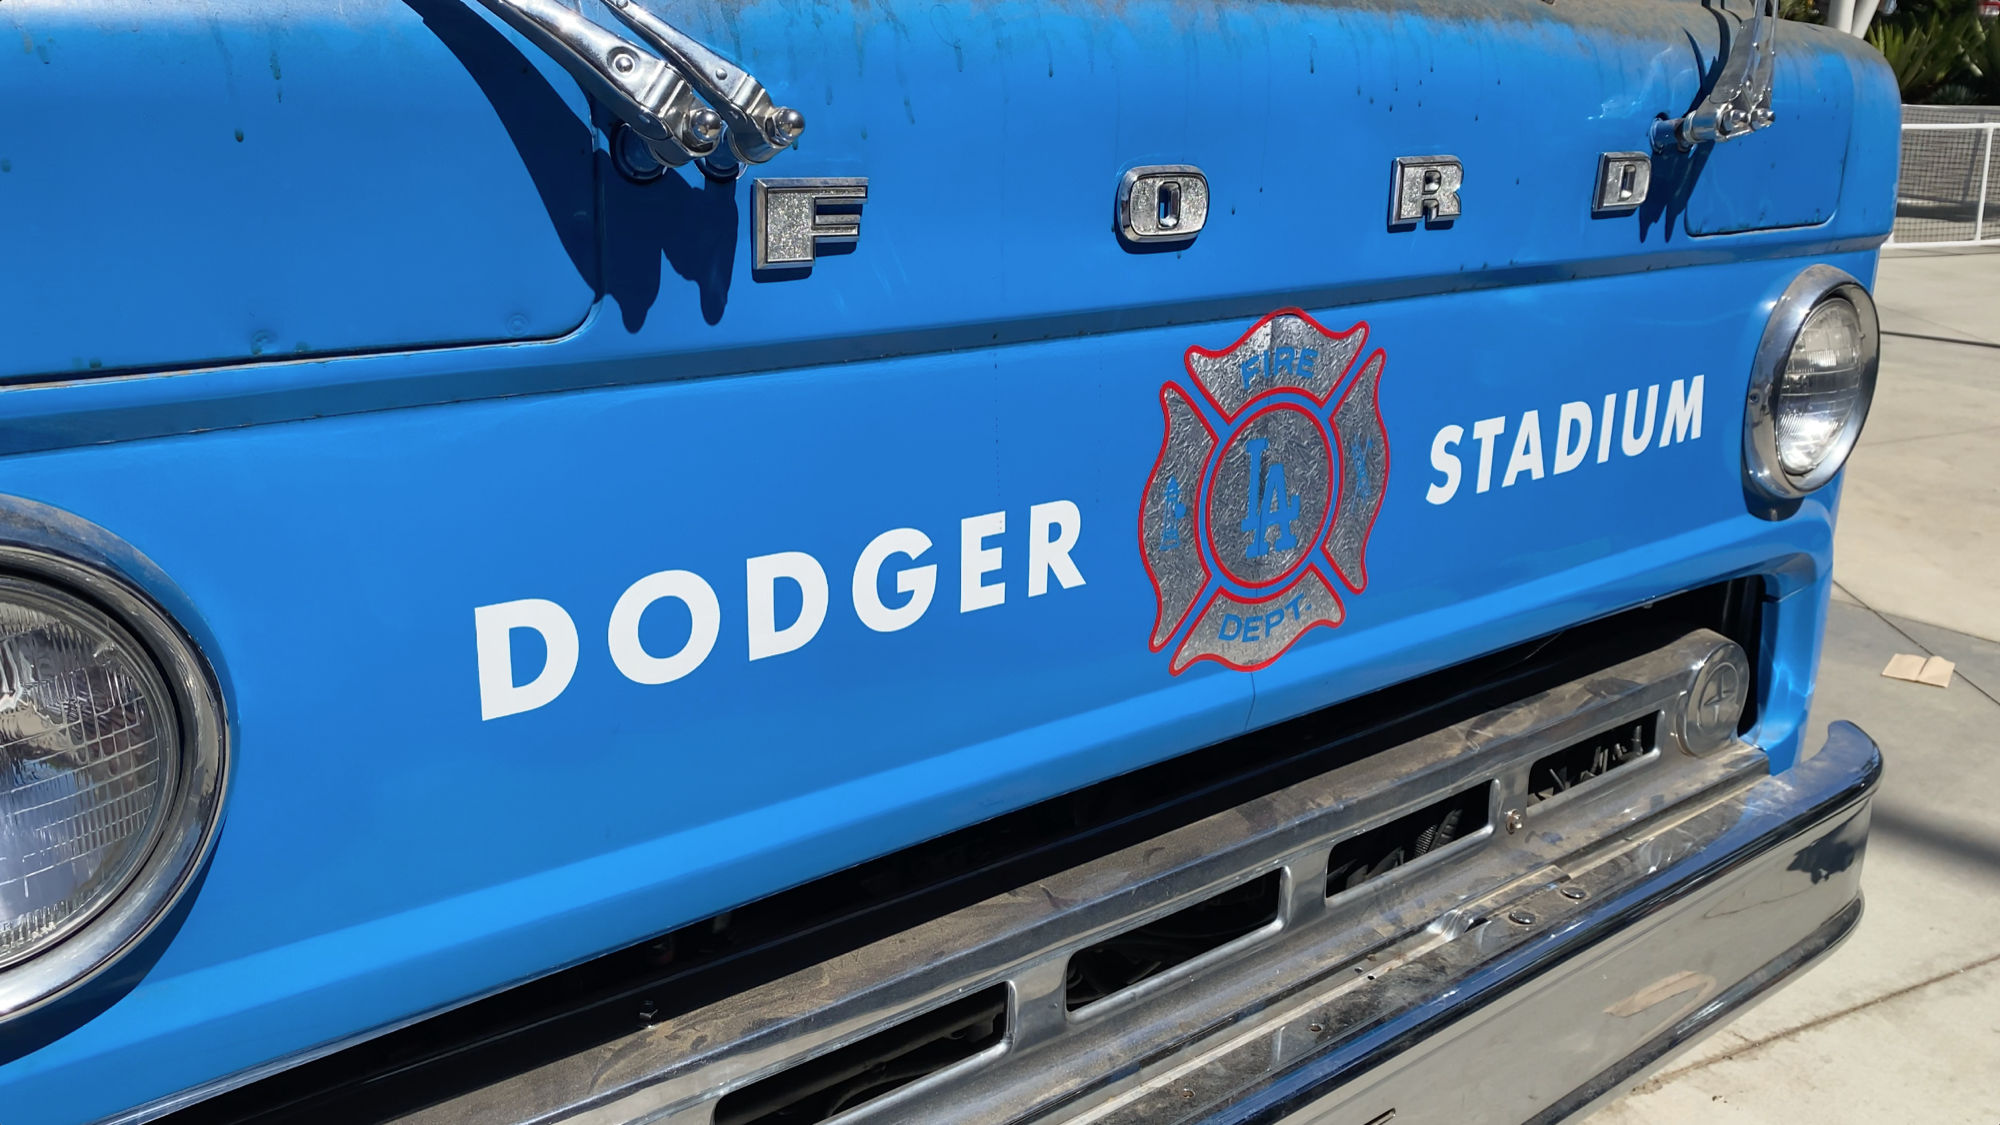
left=1883, top=653, right=1956, bottom=687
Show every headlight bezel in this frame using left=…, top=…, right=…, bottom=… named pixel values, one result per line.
left=1744, top=265, right=1881, bottom=502
left=0, top=504, right=227, bottom=1022
left=0, top=576, right=186, bottom=972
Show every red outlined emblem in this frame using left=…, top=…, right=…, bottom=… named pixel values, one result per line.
left=1139, top=309, right=1390, bottom=674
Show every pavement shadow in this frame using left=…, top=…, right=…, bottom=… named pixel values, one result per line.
left=1870, top=803, right=2000, bottom=880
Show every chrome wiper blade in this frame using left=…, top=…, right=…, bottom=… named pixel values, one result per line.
left=599, top=0, right=804, bottom=166
left=1653, top=0, right=1777, bottom=151
left=471, top=0, right=801, bottom=172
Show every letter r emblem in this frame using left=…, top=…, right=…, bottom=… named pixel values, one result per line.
left=1389, top=156, right=1464, bottom=226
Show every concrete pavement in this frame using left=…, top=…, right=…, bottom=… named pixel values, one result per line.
left=1871, top=250, right=2000, bottom=347
left=1830, top=252, right=2000, bottom=641
left=1589, top=249, right=2000, bottom=1121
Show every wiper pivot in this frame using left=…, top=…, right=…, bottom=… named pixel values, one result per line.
left=1653, top=0, right=1777, bottom=151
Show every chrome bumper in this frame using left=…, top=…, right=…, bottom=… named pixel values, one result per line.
left=1180, top=721, right=1875, bottom=1125
left=398, top=631, right=1878, bottom=1125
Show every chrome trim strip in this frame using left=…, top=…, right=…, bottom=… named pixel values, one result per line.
left=1, top=234, right=1891, bottom=462
left=395, top=630, right=1759, bottom=1125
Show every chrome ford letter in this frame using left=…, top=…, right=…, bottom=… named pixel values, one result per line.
left=753, top=178, right=869, bottom=272
left=1118, top=165, right=1210, bottom=244
left=1594, top=151, right=1653, bottom=213
left=1390, top=156, right=1464, bottom=226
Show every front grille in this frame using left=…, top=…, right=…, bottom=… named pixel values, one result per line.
left=159, top=578, right=1763, bottom=1125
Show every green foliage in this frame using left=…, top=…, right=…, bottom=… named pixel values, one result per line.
left=1977, top=8, right=2000, bottom=97
left=1865, top=0, right=1997, bottom=103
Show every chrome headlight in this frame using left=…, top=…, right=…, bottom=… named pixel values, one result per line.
left=0, top=508, right=225, bottom=1020
left=1744, top=265, right=1881, bottom=501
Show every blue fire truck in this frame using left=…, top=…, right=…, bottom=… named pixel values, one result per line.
left=0, top=1, right=1892, bottom=1122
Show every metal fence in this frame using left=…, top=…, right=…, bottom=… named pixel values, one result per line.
left=1893, top=107, right=2000, bottom=248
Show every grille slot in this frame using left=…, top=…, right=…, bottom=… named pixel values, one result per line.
left=711, top=985, right=1008, bottom=1125
left=1325, top=783, right=1492, bottom=898
left=1064, top=870, right=1283, bottom=1012
left=1526, top=716, right=1657, bottom=804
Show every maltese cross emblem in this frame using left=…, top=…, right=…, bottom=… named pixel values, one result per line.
left=1140, top=309, right=1390, bottom=674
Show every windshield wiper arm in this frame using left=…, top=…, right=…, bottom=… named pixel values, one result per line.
left=471, top=0, right=802, bottom=172
left=1653, top=0, right=1777, bottom=151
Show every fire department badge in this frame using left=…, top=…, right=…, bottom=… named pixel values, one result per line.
left=1140, top=309, right=1389, bottom=674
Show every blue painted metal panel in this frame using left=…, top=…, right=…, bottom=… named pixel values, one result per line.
left=0, top=0, right=1899, bottom=1119
left=0, top=0, right=1892, bottom=415
left=1684, top=22, right=1854, bottom=235
left=0, top=0, right=598, bottom=381
left=0, top=249, right=1875, bottom=1123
